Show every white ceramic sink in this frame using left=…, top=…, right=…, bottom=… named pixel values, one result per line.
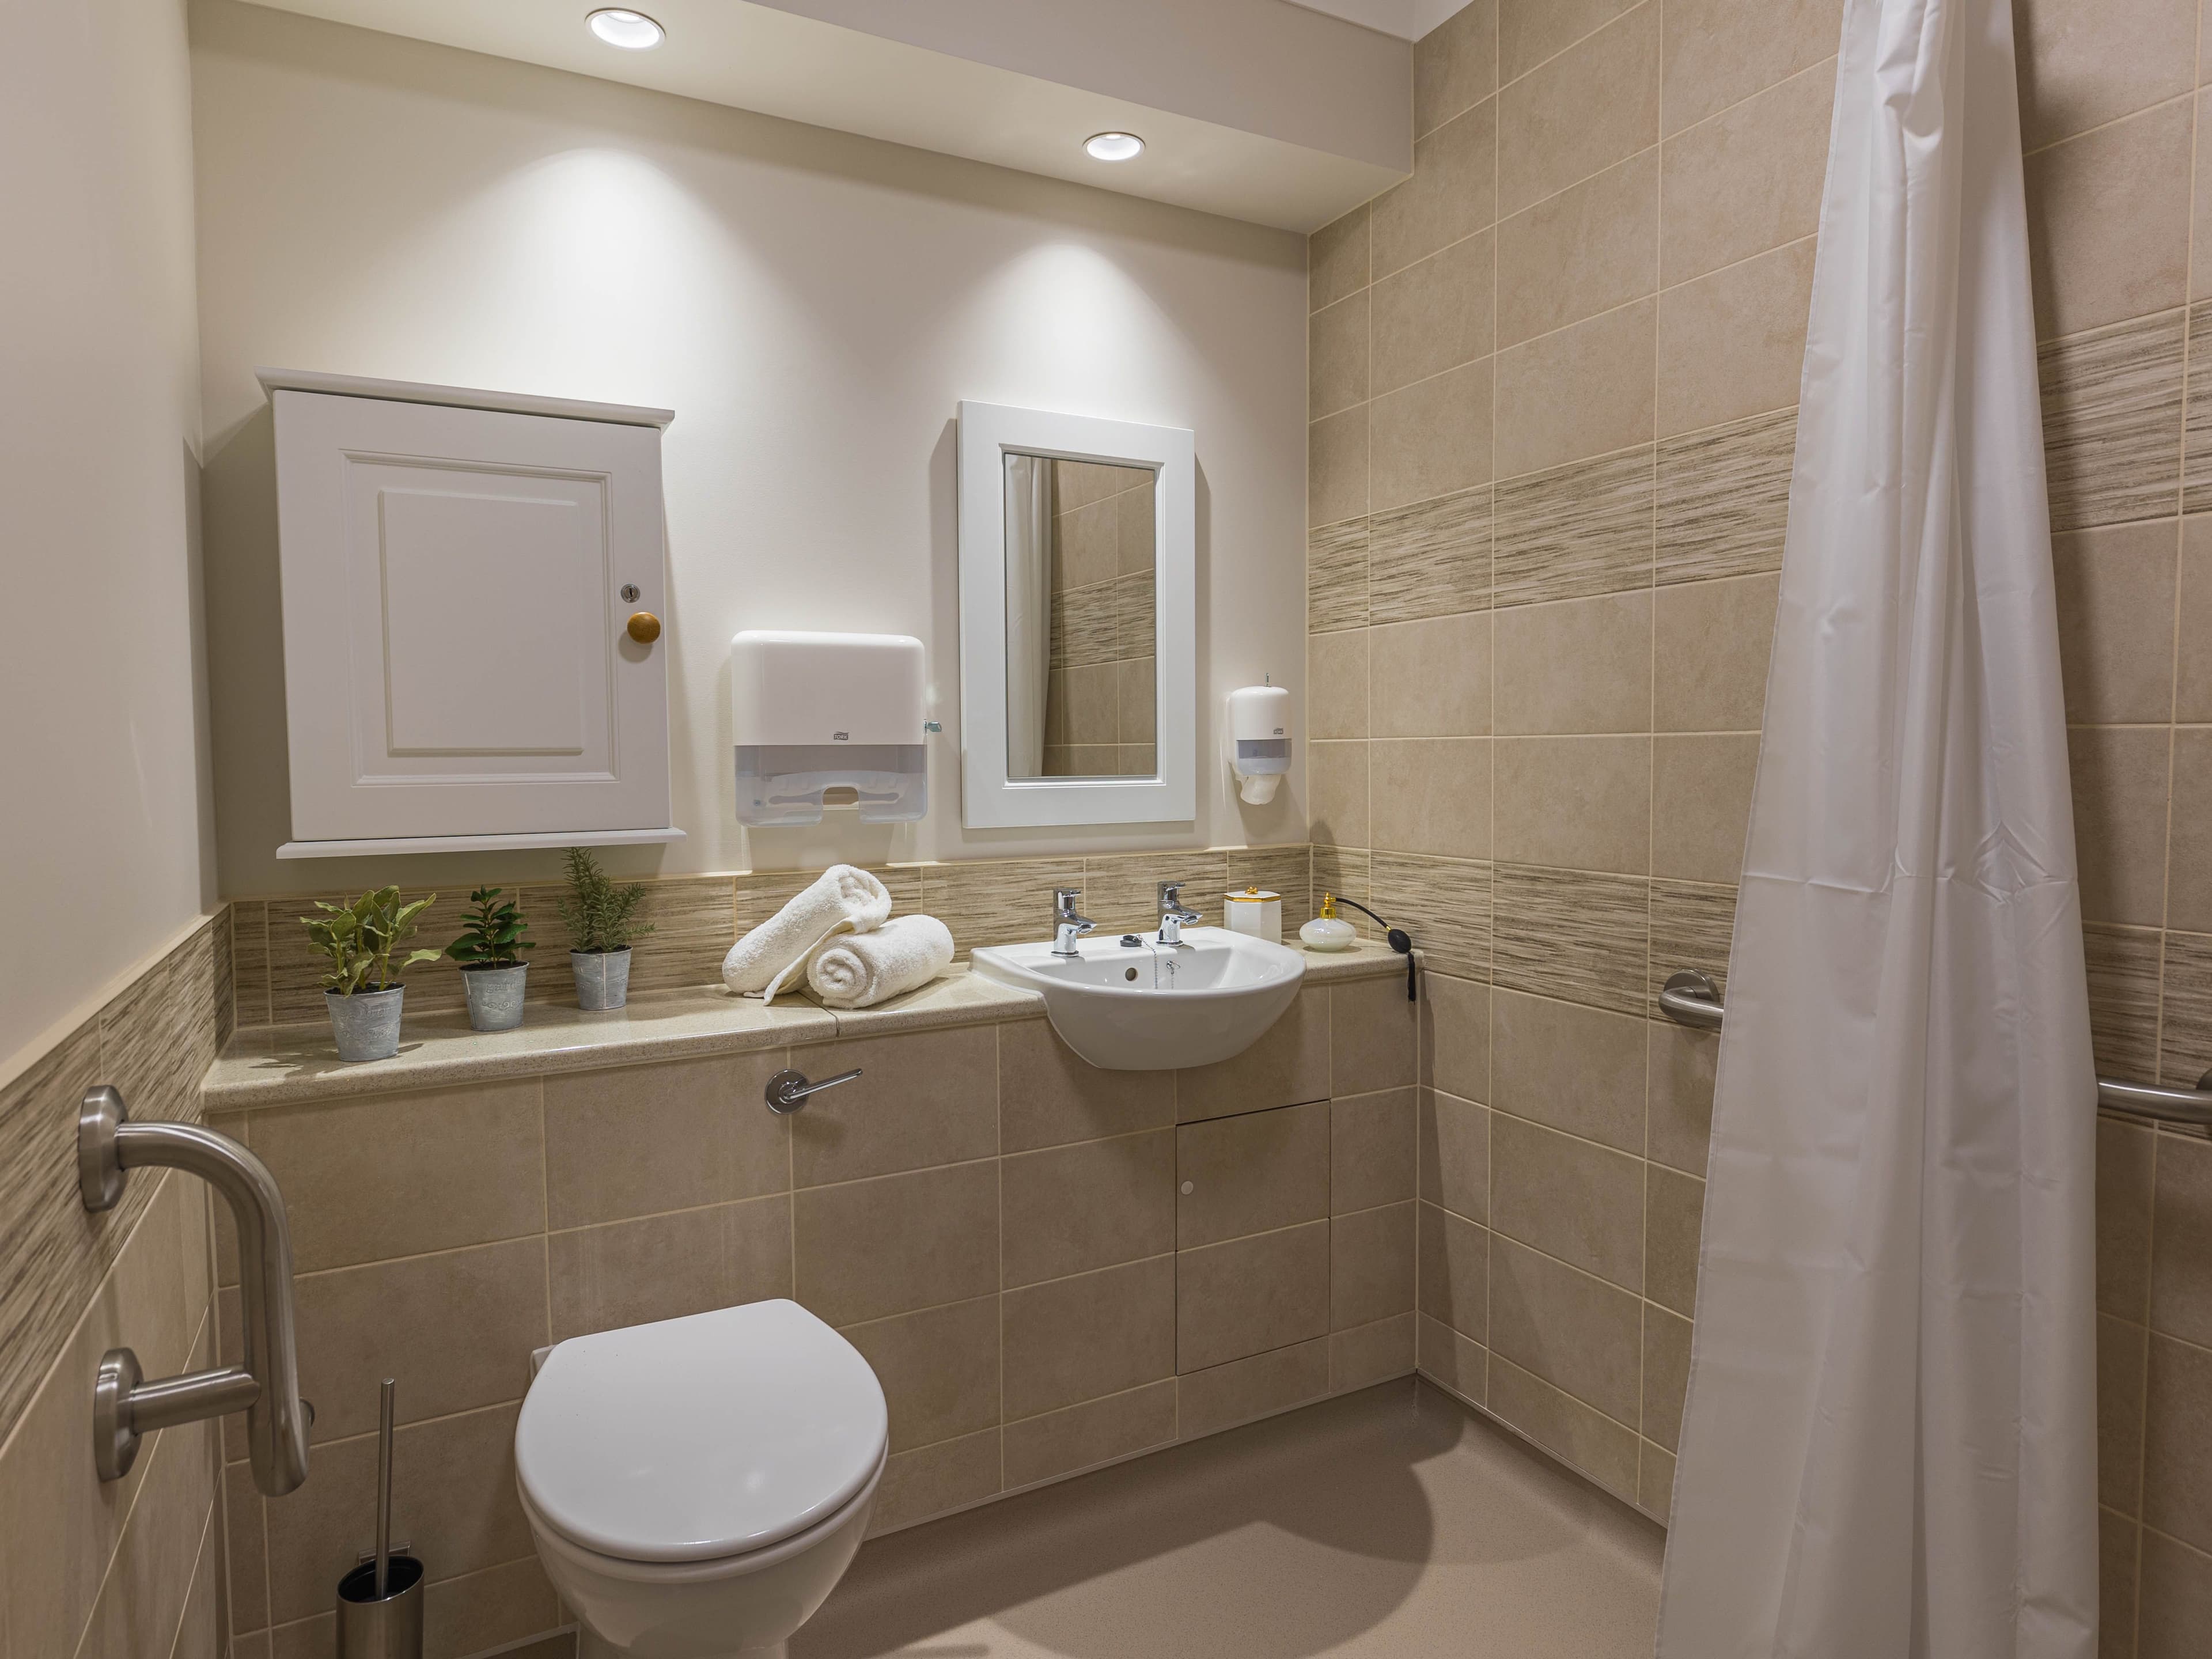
left=970, top=926, right=1305, bottom=1070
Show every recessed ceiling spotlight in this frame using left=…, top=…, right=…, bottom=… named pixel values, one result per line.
left=588, top=8, right=665, bottom=48
left=1084, top=131, right=1145, bottom=162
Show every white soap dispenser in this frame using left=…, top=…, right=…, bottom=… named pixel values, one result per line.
left=1228, top=682, right=1291, bottom=805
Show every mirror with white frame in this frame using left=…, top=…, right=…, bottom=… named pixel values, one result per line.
left=958, top=402, right=1195, bottom=828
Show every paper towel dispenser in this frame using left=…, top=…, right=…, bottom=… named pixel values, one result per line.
left=730, top=630, right=928, bottom=825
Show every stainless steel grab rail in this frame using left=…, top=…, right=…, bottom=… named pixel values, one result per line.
left=1658, top=970, right=2212, bottom=1130
left=78, top=1085, right=312, bottom=1494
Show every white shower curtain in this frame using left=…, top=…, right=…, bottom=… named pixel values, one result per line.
left=1654, top=0, right=2099, bottom=1654
left=1003, top=454, right=1053, bottom=777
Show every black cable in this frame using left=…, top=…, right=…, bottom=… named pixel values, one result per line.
left=1330, top=897, right=1417, bottom=1002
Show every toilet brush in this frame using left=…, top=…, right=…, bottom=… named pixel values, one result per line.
left=336, top=1378, right=425, bottom=1659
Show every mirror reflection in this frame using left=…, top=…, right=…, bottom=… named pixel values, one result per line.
left=1003, top=454, right=1157, bottom=779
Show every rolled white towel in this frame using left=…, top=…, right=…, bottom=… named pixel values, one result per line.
left=806, top=914, right=955, bottom=1009
left=723, top=864, right=893, bottom=1001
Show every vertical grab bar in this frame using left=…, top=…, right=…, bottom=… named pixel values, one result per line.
left=78, top=1085, right=312, bottom=1495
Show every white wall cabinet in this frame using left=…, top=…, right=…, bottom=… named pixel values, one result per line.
left=263, top=370, right=681, bottom=858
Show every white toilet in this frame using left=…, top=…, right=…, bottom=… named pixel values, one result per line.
left=516, top=1300, right=890, bottom=1658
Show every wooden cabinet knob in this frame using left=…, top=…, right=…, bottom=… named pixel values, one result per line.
left=626, top=611, right=662, bottom=645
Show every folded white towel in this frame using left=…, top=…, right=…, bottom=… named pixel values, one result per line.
left=723, top=864, right=893, bottom=1001
left=806, top=914, right=955, bottom=1009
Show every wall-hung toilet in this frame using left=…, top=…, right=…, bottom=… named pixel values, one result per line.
left=516, top=1300, right=889, bottom=1658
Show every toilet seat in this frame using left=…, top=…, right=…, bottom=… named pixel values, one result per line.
left=517, top=1300, right=889, bottom=1566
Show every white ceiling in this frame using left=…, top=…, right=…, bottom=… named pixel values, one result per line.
left=240, top=0, right=1415, bottom=232
left=1280, top=0, right=1476, bottom=41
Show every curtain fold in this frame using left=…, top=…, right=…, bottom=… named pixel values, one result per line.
left=1653, top=0, right=2099, bottom=1653
left=1003, top=454, right=1053, bottom=778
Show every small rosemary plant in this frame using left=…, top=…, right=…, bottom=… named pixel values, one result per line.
left=556, top=848, right=654, bottom=953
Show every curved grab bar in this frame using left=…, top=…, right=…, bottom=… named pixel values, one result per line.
left=78, top=1086, right=311, bottom=1494
left=1656, top=970, right=2212, bottom=1130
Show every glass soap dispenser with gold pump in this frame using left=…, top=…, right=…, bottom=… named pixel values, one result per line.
left=1299, top=892, right=1357, bottom=951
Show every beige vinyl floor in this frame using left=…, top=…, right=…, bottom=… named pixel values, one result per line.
left=793, top=1381, right=1665, bottom=1659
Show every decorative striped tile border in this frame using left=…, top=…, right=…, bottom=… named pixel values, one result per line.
left=1312, top=844, right=1381, bottom=942
left=1116, top=571, right=1156, bottom=659
left=1647, top=880, right=1737, bottom=1010
left=2085, top=922, right=2162, bottom=1084
left=1051, top=579, right=1120, bottom=670
left=1495, top=447, right=1654, bottom=607
left=229, top=900, right=272, bottom=1035
left=2039, top=307, right=2185, bottom=533
left=1656, top=409, right=1796, bottom=586
left=1085, top=851, right=1232, bottom=937
left=1369, top=488, right=1493, bottom=623
left=1491, top=864, right=1649, bottom=1016
left=2183, top=304, right=2212, bottom=517
left=1373, top=851, right=1490, bottom=979
left=2158, top=930, right=2212, bottom=1087
left=1228, top=844, right=1317, bottom=933
left=919, top=858, right=1088, bottom=958
left=1309, top=520, right=1370, bottom=633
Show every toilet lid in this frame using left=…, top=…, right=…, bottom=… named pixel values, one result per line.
left=516, top=1300, right=888, bottom=1562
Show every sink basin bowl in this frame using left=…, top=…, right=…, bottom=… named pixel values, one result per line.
left=970, top=926, right=1305, bottom=1070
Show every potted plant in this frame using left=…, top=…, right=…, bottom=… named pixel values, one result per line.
left=303, top=887, right=441, bottom=1063
left=557, top=847, right=653, bottom=1010
left=445, top=886, right=535, bottom=1032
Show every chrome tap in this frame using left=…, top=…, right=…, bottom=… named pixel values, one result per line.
left=1157, top=881, right=1201, bottom=946
left=1051, top=887, right=1096, bottom=957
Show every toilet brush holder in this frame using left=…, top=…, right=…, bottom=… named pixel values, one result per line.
left=336, top=1378, right=424, bottom=1659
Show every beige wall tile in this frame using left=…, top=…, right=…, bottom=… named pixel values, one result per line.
left=793, top=1160, right=998, bottom=1328
left=2042, top=309, right=2187, bottom=533
left=2143, top=1333, right=2212, bottom=1550
left=226, top=1460, right=269, bottom=1635
left=1370, top=489, right=1495, bottom=621
left=2100, top=1313, right=2148, bottom=1514
left=1491, top=990, right=1646, bottom=1153
left=1648, top=1020, right=1718, bottom=1176
left=1660, top=58, right=1832, bottom=286
left=1306, top=739, right=1372, bottom=848
left=1373, top=232, right=1495, bottom=397
left=1488, top=1115, right=1645, bottom=1290
left=2101, top=1510, right=2142, bottom=1656
left=1416, top=0, right=1498, bottom=136
left=1372, top=101, right=1498, bottom=280
left=1421, top=972, right=1491, bottom=1102
left=2150, top=1132, right=2212, bottom=1344
left=1309, top=406, right=1369, bottom=528
left=1331, top=1312, right=1417, bottom=1392
left=1371, top=612, right=1492, bottom=738
left=2099, top=1118, right=2157, bottom=1320
left=1176, top=985, right=1332, bottom=1123
left=1644, top=1164, right=1706, bottom=1316
left=2025, top=100, right=2192, bottom=341
left=1371, top=737, right=1493, bottom=858
left=1177, top=1103, right=1331, bottom=1249
left=1652, top=733, right=1759, bottom=884
left=1331, top=1202, right=1416, bottom=1329
left=2014, top=0, right=2196, bottom=150
left=1176, top=1221, right=1331, bottom=1371
left=839, top=1295, right=1001, bottom=1455
left=1416, top=1310, right=1489, bottom=1403
left=1332, top=1088, right=1418, bottom=1213
left=1643, top=1304, right=1694, bottom=1452
left=2070, top=724, right=2173, bottom=926
left=1488, top=1234, right=1642, bottom=1422
left=1494, top=590, right=1652, bottom=735
left=1494, top=300, right=1657, bottom=478
left=1493, top=863, right=1650, bottom=1016
left=1309, top=627, right=1371, bottom=740
left=1497, top=5, right=1660, bottom=217
left=1372, top=358, right=1496, bottom=512
left=548, top=1194, right=790, bottom=1342
left=1495, top=446, right=1656, bottom=604
left=290, top=1238, right=546, bottom=1444
left=998, top=1019, right=1175, bottom=1153
left=1310, top=203, right=1369, bottom=312
left=2196, top=89, right=2212, bottom=302
left=1660, top=0, right=1842, bottom=136
left=2169, top=732, right=2212, bottom=933
left=869, top=1428, right=1001, bottom=1537
left=1002, top=1130, right=1174, bottom=1288
left=1487, top=1353, right=1639, bottom=1499
left=1002, top=1380, right=1176, bottom=1488
left=1493, top=735, right=1653, bottom=874
left=542, top=1051, right=788, bottom=1230
left=1653, top=572, right=1778, bottom=733
left=1499, top=0, right=1639, bottom=83
left=2177, top=517, right=2212, bottom=718
left=1002, top=1255, right=1175, bottom=1421
left=1309, top=290, right=1370, bottom=420
left=1497, top=150, right=1658, bottom=349
left=1658, top=236, right=1816, bottom=437
left=1417, top=1200, right=1490, bottom=1335
left=790, top=1025, right=997, bottom=1188
left=1420, top=1088, right=1490, bottom=1222
left=2137, top=1525, right=2212, bottom=1658
left=1639, top=1441, right=1677, bottom=1522
left=74, top=1407, right=219, bottom=1659
left=1176, top=1339, right=1330, bottom=1439
left=1332, top=975, right=1421, bottom=1095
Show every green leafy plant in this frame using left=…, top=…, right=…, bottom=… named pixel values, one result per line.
left=445, top=887, right=534, bottom=970
left=556, top=847, right=654, bottom=953
left=302, top=887, right=442, bottom=996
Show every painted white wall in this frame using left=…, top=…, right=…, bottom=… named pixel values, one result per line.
left=1282, top=0, right=1479, bottom=41
left=0, top=0, right=213, bottom=1075
left=192, top=0, right=1313, bottom=899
